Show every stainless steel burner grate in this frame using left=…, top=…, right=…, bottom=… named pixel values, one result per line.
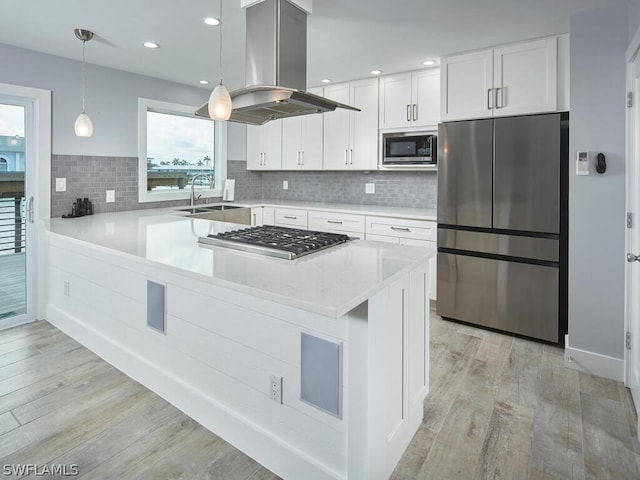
left=198, top=225, right=352, bottom=259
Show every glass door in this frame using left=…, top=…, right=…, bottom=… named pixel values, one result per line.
left=0, top=102, right=29, bottom=323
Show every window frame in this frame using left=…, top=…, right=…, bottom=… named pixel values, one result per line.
left=137, top=97, right=227, bottom=203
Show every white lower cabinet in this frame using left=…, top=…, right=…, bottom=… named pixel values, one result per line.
left=274, top=208, right=308, bottom=228
left=251, top=207, right=264, bottom=226
left=262, top=207, right=275, bottom=226
left=365, top=216, right=437, bottom=301
left=308, top=210, right=365, bottom=239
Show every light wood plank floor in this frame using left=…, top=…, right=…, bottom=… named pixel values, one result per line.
left=0, top=316, right=637, bottom=479
left=0, top=252, right=26, bottom=319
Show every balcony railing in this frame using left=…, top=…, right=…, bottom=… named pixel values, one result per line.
left=0, top=197, right=24, bottom=255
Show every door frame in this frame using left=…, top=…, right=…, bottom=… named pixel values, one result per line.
left=0, top=83, right=51, bottom=328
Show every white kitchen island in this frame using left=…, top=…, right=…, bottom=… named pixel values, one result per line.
left=44, top=209, right=434, bottom=480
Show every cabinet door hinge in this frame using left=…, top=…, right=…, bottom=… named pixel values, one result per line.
left=627, top=331, right=632, bottom=350
left=628, top=212, right=633, bottom=229
left=628, top=92, right=633, bottom=108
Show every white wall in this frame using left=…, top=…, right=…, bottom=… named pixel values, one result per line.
left=568, top=4, right=629, bottom=360
left=0, top=43, right=209, bottom=157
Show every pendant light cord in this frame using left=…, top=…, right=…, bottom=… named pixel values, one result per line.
left=219, top=0, right=223, bottom=85
left=81, top=39, right=86, bottom=113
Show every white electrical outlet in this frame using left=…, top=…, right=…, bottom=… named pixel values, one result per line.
left=365, top=183, right=375, bottom=194
left=283, top=180, right=289, bottom=190
left=64, top=281, right=70, bottom=297
left=106, top=190, right=115, bottom=203
left=269, top=374, right=283, bottom=404
left=55, top=177, right=67, bottom=192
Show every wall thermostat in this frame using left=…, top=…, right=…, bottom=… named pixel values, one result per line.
left=576, top=151, right=589, bottom=176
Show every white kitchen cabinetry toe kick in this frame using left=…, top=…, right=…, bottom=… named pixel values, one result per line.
left=45, top=210, right=433, bottom=480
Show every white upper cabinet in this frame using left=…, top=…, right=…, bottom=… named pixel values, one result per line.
left=323, top=78, right=378, bottom=170
left=493, top=37, right=557, bottom=117
left=440, top=50, right=494, bottom=121
left=281, top=87, right=324, bottom=170
left=441, top=36, right=559, bottom=121
left=247, top=120, right=283, bottom=170
left=379, top=69, right=440, bottom=129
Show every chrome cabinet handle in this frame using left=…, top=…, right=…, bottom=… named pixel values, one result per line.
left=628, top=253, right=640, bottom=262
left=349, top=149, right=353, bottom=165
left=495, top=87, right=502, bottom=109
left=284, top=215, right=297, bottom=219
left=391, top=226, right=411, bottom=232
left=406, top=104, right=411, bottom=122
left=412, top=104, right=418, bottom=121
left=344, top=149, right=348, bottom=165
left=297, top=151, right=301, bottom=165
left=25, top=196, right=34, bottom=223
left=263, top=152, right=266, bottom=166
left=487, top=89, right=493, bottom=110
left=301, top=151, right=304, bottom=166
left=327, top=220, right=343, bottom=224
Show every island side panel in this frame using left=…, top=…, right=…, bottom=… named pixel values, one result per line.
left=357, top=262, right=430, bottom=480
left=45, top=234, right=349, bottom=480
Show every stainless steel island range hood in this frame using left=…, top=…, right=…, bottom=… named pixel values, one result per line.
left=195, top=0, right=359, bottom=125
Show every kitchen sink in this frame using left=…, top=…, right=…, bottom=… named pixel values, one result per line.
left=177, top=204, right=244, bottom=214
left=176, top=204, right=251, bottom=225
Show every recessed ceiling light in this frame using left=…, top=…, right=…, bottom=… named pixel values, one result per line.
left=143, top=41, right=159, bottom=49
left=423, top=60, right=436, bottom=66
left=203, top=17, right=221, bottom=26
left=370, top=69, right=382, bottom=75
left=321, top=79, right=331, bottom=83
left=199, top=80, right=210, bottom=85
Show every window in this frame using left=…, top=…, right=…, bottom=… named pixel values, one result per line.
left=138, top=98, right=227, bottom=203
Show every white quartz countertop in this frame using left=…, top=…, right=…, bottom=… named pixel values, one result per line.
left=46, top=209, right=435, bottom=318
left=230, top=199, right=437, bottom=221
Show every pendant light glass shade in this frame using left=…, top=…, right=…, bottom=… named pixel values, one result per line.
left=74, top=112, right=94, bottom=137
left=208, top=82, right=232, bottom=120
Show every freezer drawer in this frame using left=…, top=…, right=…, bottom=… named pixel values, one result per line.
left=436, top=252, right=559, bottom=342
left=437, top=228, right=559, bottom=262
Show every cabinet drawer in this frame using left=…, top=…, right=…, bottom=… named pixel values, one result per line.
left=274, top=208, right=308, bottom=228
left=366, top=216, right=436, bottom=242
left=308, top=211, right=365, bottom=235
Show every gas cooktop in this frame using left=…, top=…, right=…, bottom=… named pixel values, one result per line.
left=198, top=225, right=352, bottom=260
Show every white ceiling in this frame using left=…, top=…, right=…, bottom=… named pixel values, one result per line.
left=0, top=0, right=628, bottom=91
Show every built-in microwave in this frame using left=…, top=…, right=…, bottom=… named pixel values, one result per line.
left=382, top=132, right=437, bottom=166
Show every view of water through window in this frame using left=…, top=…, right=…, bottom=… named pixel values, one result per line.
left=146, top=110, right=215, bottom=191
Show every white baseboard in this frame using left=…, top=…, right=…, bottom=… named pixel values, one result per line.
left=564, top=334, right=625, bottom=382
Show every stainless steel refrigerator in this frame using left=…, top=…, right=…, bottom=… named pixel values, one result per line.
left=437, top=113, right=568, bottom=343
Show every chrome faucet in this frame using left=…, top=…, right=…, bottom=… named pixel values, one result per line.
left=189, top=173, right=214, bottom=208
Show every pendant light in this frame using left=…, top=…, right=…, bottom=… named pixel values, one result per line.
left=74, top=28, right=94, bottom=137
left=208, top=0, right=232, bottom=120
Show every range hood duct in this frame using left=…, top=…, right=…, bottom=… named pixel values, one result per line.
left=195, top=0, right=359, bottom=125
